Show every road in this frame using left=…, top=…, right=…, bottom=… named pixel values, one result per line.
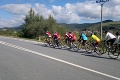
left=0, top=36, right=120, bottom=80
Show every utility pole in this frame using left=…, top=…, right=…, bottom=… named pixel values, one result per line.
left=96, top=0, right=109, bottom=40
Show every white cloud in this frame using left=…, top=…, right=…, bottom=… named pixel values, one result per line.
left=52, top=4, right=80, bottom=23
left=75, top=2, right=100, bottom=19
left=0, top=4, right=30, bottom=28
left=52, top=5, right=63, bottom=15
left=0, top=15, right=24, bottom=28
left=0, top=4, right=31, bottom=15
left=0, top=0, right=120, bottom=28
left=110, top=0, right=120, bottom=6
left=34, top=3, right=52, bottom=19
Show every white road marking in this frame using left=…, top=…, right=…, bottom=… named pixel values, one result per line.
left=0, top=41, right=120, bottom=80
left=0, top=36, right=42, bottom=44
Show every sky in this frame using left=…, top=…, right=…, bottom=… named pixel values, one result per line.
left=0, top=0, right=120, bottom=28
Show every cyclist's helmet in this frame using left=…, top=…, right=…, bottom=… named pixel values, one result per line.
left=54, top=31, right=57, bottom=33
left=104, top=30, right=108, bottom=33
left=90, top=32, right=94, bottom=35
left=94, top=32, right=97, bottom=35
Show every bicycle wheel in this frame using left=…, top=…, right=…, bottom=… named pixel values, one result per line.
left=99, top=41, right=107, bottom=54
left=72, top=42, right=78, bottom=52
left=44, top=40, right=49, bottom=47
left=95, top=44, right=104, bottom=55
left=85, top=43, right=94, bottom=53
left=108, top=46, right=120, bottom=59
left=77, top=42, right=82, bottom=51
left=51, top=40, right=57, bottom=48
left=61, top=40, right=67, bottom=48
left=57, top=41, right=62, bottom=49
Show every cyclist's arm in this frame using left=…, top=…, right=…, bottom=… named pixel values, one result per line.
left=88, top=36, right=92, bottom=42
left=78, top=35, right=81, bottom=41
left=118, top=36, right=120, bottom=42
left=115, top=36, right=120, bottom=44
left=104, top=33, right=109, bottom=40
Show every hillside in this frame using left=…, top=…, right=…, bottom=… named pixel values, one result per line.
left=89, top=20, right=120, bottom=31
left=60, top=20, right=120, bottom=31
left=1, top=20, right=120, bottom=32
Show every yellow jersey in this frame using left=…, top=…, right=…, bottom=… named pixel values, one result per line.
left=91, top=34, right=100, bottom=42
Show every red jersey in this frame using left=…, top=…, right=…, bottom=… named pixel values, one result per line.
left=64, top=33, right=69, bottom=39
left=69, top=33, right=74, bottom=39
left=53, top=32, right=60, bottom=40
left=68, top=33, right=76, bottom=42
left=46, top=31, right=51, bottom=37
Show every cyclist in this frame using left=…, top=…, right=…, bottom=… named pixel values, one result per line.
left=68, top=32, right=77, bottom=46
left=104, top=31, right=116, bottom=47
left=78, top=31, right=88, bottom=46
left=52, top=31, right=61, bottom=46
left=89, top=32, right=101, bottom=50
left=45, top=31, right=52, bottom=41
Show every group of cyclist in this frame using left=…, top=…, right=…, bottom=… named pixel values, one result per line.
left=45, top=30, right=120, bottom=48
left=45, top=31, right=77, bottom=47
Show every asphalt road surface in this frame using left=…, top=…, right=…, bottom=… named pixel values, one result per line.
left=0, top=36, right=120, bottom=80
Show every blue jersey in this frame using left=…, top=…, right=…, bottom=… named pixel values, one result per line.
left=81, top=33, right=88, bottom=40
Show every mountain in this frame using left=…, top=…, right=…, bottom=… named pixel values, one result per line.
left=59, top=19, right=115, bottom=30
left=0, top=25, right=24, bottom=30
left=97, top=20, right=113, bottom=24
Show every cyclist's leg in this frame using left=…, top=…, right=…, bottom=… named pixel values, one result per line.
left=69, top=38, right=74, bottom=49
left=72, top=40, right=78, bottom=51
left=53, top=38, right=56, bottom=46
left=69, top=39, right=72, bottom=48
left=107, top=39, right=111, bottom=47
left=47, top=37, right=50, bottom=44
left=95, top=41, right=103, bottom=55
left=85, top=42, right=94, bottom=53
left=91, top=41, right=96, bottom=47
left=94, top=41, right=98, bottom=51
left=83, top=40, right=87, bottom=46
left=55, top=38, right=59, bottom=46
left=95, top=41, right=99, bottom=47
left=50, top=37, right=52, bottom=44
left=65, top=38, right=69, bottom=45
left=111, top=38, right=116, bottom=46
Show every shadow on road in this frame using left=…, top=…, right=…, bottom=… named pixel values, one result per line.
left=34, top=43, right=120, bottom=61
left=81, top=52, right=120, bottom=61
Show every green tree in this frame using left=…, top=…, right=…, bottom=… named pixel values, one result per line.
left=46, top=15, right=58, bottom=33
left=19, top=8, right=67, bottom=39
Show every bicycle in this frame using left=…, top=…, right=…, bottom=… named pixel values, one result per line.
left=99, top=40, right=119, bottom=59
left=76, top=40, right=89, bottom=51
left=67, top=39, right=78, bottom=51
left=51, top=38, right=62, bottom=49
left=44, top=37, right=52, bottom=47
left=99, top=40, right=109, bottom=54
left=85, top=41, right=102, bottom=55
left=61, top=38, right=70, bottom=49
